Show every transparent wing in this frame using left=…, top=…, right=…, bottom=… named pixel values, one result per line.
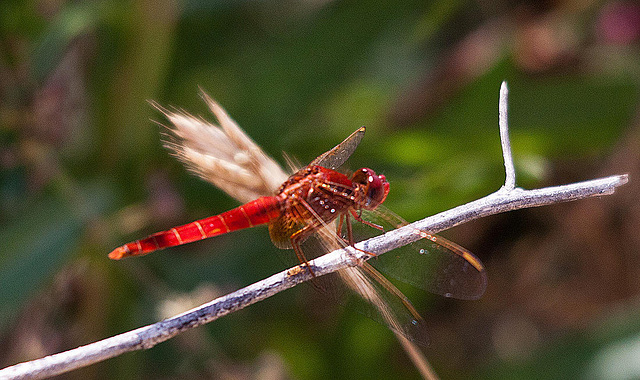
left=311, top=224, right=430, bottom=345
left=156, top=96, right=363, bottom=201
left=337, top=264, right=430, bottom=346
left=310, top=127, right=365, bottom=170
left=355, top=207, right=487, bottom=300
left=268, top=215, right=302, bottom=249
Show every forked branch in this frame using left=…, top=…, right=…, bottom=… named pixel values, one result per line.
left=0, top=82, right=628, bottom=380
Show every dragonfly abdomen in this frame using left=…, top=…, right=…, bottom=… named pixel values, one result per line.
left=109, top=196, right=281, bottom=259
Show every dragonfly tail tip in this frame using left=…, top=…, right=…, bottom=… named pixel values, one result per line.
left=108, top=246, right=128, bottom=260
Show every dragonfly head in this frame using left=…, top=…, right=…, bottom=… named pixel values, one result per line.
left=352, top=168, right=390, bottom=209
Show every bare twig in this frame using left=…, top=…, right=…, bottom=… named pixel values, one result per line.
left=0, top=81, right=628, bottom=380
left=499, top=81, right=516, bottom=190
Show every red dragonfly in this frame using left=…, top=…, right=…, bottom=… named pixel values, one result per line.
left=109, top=129, right=389, bottom=269
left=109, top=94, right=487, bottom=343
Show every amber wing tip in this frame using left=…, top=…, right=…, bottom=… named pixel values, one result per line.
left=108, top=246, right=127, bottom=260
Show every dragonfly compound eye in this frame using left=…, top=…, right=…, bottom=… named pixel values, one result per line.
left=353, top=168, right=390, bottom=209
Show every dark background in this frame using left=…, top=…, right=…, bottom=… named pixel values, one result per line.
left=1, top=0, right=639, bottom=379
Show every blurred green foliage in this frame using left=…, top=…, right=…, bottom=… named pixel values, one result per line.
left=1, top=0, right=639, bottom=379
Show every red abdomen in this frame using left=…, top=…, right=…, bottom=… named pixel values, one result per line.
left=109, top=196, right=282, bottom=259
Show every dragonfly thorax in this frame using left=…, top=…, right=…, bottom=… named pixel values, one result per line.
left=273, top=166, right=390, bottom=232
left=276, top=165, right=357, bottom=223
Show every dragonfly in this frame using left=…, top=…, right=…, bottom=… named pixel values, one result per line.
left=108, top=128, right=389, bottom=269
left=109, top=93, right=487, bottom=344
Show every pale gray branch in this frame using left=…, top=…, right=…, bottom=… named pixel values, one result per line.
left=0, top=177, right=628, bottom=380
left=499, top=81, right=516, bottom=190
left=0, top=82, right=629, bottom=380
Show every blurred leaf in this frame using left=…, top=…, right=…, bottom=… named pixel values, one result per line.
left=0, top=181, right=115, bottom=332
left=32, top=3, right=98, bottom=83
left=0, top=1, right=44, bottom=40
left=480, top=306, right=640, bottom=380
left=0, top=197, right=81, bottom=331
left=509, top=78, right=638, bottom=157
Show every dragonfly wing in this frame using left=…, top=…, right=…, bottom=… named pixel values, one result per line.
left=310, top=224, right=429, bottom=345
left=356, top=208, right=487, bottom=300
left=371, top=233, right=487, bottom=300
left=153, top=93, right=287, bottom=203
left=338, top=264, right=430, bottom=346
left=310, top=127, right=365, bottom=170
left=268, top=216, right=303, bottom=249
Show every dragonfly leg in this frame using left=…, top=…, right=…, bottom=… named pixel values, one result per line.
left=290, top=223, right=319, bottom=277
left=350, top=209, right=384, bottom=231
left=343, top=214, right=379, bottom=259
